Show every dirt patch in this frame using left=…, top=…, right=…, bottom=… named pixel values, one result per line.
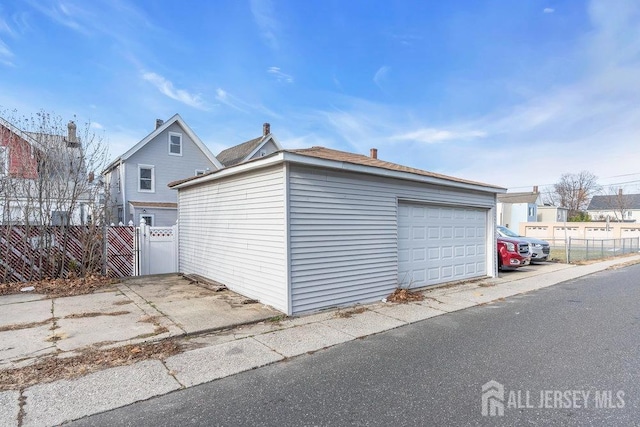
left=335, top=307, right=367, bottom=318
left=0, top=275, right=119, bottom=298
left=607, top=258, right=640, bottom=270
left=0, top=340, right=183, bottom=391
left=113, top=300, right=133, bottom=306
left=64, top=311, right=130, bottom=319
left=0, top=318, right=56, bottom=332
left=478, top=282, right=497, bottom=288
left=387, top=288, right=424, bottom=303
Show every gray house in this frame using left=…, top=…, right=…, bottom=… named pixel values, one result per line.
left=170, top=146, right=504, bottom=315
left=103, top=114, right=222, bottom=226
left=217, top=123, right=282, bottom=167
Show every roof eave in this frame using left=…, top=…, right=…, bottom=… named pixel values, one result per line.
left=171, top=150, right=505, bottom=194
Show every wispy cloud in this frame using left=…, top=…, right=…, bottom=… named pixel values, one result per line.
left=27, top=0, right=90, bottom=35
left=392, top=128, right=487, bottom=144
left=142, top=72, right=207, bottom=110
left=0, top=39, right=14, bottom=66
left=267, top=66, right=293, bottom=83
left=373, top=66, right=390, bottom=89
left=215, top=88, right=248, bottom=113
left=90, top=121, right=104, bottom=130
left=0, top=16, right=16, bottom=36
left=250, top=0, right=279, bottom=50
left=543, top=8, right=555, bottom=13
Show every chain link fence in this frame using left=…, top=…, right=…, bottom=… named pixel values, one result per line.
left=567, top=237, right=640, bottom=263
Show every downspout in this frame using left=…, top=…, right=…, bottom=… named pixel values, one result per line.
left=119, top=159, right=125, bottom=224
left=284, top=162, right=293, bottom=315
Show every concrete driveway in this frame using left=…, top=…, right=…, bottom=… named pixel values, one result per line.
left=0, top=274, right=281, bottom=369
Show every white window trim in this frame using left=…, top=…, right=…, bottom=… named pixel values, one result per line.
left=0, top=146, right=8, bottom=175
left=138, top=164, right=155, bottom=193
left=139, top=213, right=155, bottom=226
left=168, top=132, right=183, bottom=156
left=195, top=169, right=206, bottom=176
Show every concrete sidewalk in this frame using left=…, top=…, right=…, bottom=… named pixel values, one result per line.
left=1, top=256, right=639, bottom=426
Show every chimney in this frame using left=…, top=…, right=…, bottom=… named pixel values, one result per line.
left=370, top=148, right=378, bottom=159
left=155, top=119, right=164, bottom=129
left=67, top=120, right=77, bottom=143
left=533, top=185, right=538, bottom=193
left=263, top=122, right=271, bottom=136
left=619, top=188, right=623, bottom=196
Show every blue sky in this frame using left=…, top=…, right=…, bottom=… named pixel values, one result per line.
left=1, top=0, right=639, bottom=193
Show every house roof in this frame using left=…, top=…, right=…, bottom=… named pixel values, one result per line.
left=169, top=146, right=505, bottom=193
left=103, top=114, right=222, bottom=173
left=587, top=194, right=640, bottom=210
left=217, top=136, right=264, bottom=167
left=497, top=192, right=539, bottom=204
left=217, top=131, right=283, bottom=167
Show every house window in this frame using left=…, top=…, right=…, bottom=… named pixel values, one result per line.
left=0, top=146, right=8, bottom=175
left=140, top=214, right=154, bottom=226
left=51, top=211, right=69, bottom=226
left=195, top=169, right=206, bottom=176
left=528, top=206, right=535, bottom=217
left=117, top=207, right=124, bottom=224
left=138, top=165, right=155, bottom=192
left=168, top=132, right=182, bottom=156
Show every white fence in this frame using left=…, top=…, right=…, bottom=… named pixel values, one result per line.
left=133, top=220, right=178, bottom=276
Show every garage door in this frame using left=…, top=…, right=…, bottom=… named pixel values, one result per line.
left=398, top=203, right=487, bottom=288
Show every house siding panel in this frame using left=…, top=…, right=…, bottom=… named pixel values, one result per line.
left=288, top=165, right=494, bottom=314
left=123, top=122, right=216, bottom=225
left=178, top=165, right=287, bottom=312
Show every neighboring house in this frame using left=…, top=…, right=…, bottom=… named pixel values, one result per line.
left=170, top=146, right=504, bottom=315
left=102, top=114, right=222, bottom=227
left=497, top=188, right=541, bottom=230
left=537, top=205, right=569, bottom=223
left=587, top=191, right=640, bottom=222
left=0, top=117, right=92, bottom=225
left=216, top=123, right=282, bottom=167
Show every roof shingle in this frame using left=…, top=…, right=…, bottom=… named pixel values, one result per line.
left=217, top=136, right=264, bottom=167
left=587, top=194, right=640, bottom=210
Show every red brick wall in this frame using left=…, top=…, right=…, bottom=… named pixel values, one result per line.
left=0, top=124, right=38, bottom=179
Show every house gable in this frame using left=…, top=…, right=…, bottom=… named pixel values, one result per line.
left=103, top=115, right=221, bottom=226
left=217, top=123, right=283, bottom=167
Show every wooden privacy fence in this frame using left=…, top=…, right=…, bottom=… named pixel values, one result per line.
left=0, top=225, right=135, bottom=283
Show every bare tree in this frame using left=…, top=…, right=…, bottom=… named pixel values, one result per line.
left=0, top=109, right=109, bottom=281
left=545, top=171, right=601, bottom=221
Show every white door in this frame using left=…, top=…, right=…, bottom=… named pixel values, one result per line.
left=398, top=203, right=487, bottom=288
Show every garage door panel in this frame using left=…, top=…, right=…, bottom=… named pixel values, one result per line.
left=398, top=203, right=488, bottom=288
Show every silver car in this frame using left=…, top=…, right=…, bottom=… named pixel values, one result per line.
left=496, top=226, right=550, bottom=263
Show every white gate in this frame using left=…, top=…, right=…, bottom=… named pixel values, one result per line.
left=134, top=220, right=178, bottom=276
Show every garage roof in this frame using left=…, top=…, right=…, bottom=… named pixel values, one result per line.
left=169, top=146, right=506, bottom=193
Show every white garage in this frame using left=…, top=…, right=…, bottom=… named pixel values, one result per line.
left=171, top=146, right=503, bottom=315
left=398, top=203, right=487, bottom=288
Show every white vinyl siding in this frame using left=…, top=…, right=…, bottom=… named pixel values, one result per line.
left=178, top=165, right=287, bottom=312
left=288, top=165, right=495, bottom=314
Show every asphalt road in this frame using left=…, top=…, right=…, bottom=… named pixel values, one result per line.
left=71, top=264, right=640, bottom=426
